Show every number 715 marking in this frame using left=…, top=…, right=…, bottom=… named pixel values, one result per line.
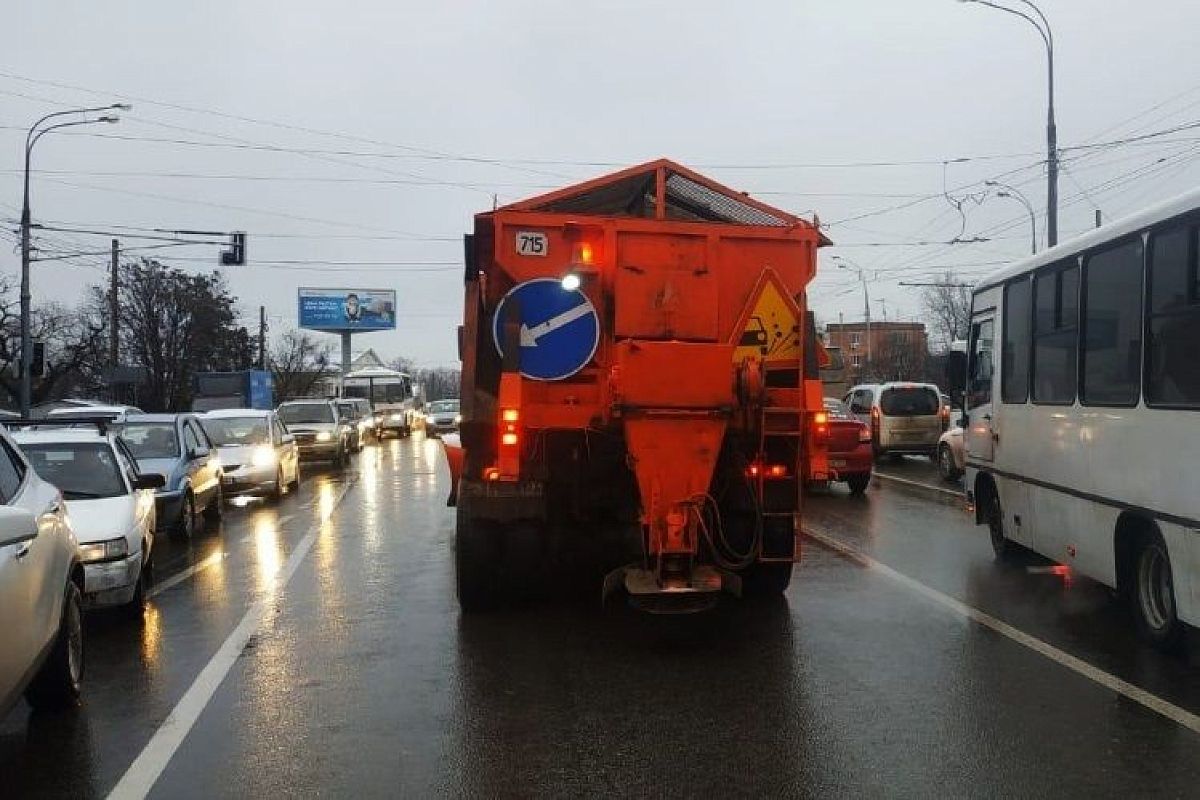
left=516, top=231, right=548, bottom=256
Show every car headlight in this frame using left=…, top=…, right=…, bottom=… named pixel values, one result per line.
left=251, top=445, right=277, bottom=467
left=454, top=414, right=462, bottom=424
left=79, top=537, right=129, bottom=563
left=390, top=413, right=403, bottom=421
left=316, top=431, right=332, bottom=442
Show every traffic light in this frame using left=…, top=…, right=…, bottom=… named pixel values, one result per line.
left=31, top=342, right=45, bottom=377
left=221, top=232, right=246, bottom=266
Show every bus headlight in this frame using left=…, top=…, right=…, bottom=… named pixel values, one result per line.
left=454, top=414, right=462, bottom=424
left=316, top=431, right=332, bottom=442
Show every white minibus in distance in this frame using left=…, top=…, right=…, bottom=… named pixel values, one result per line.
left=957, top=188, right=1200, bottom=652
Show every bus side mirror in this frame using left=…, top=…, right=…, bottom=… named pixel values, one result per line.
left=945, top=351, right=967, bottom=397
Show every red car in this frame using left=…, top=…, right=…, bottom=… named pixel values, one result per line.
left=823, top=397, right=873, bottom=495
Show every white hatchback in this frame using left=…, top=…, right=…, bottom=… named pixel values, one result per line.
left=13, top=426, right=162, bottom=614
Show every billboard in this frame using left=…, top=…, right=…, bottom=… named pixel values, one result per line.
left=298, top=288, right=396, bottom=332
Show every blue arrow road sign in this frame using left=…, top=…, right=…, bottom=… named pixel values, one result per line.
left=492, top=278, right=600, bottom=381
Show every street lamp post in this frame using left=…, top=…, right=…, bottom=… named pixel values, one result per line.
left=986, top=180, right=1037, bottom=254
left=833, top=255, right=873, bottom=371
left=959, top=0, right=1057, bottom=247
left=19, top=105, right=127, bottom=416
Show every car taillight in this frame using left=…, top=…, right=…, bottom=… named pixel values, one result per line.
left=858, top=425, right=872, bottom=443
left=940, top=405, right=950, bottom=431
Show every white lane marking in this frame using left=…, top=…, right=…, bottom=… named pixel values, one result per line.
left=108, top=480, right=354, bottom=800
left=871, top=470, right=965, bottom=499
left=145, top=552, right=226, bottom=600
left=803, top=523, right=1200, bottom=736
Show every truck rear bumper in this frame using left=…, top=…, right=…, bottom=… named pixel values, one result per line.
left=458, top=478, right=545, bottom=521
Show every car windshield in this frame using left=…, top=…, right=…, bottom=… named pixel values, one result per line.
left=336, top=402, right=360, bottom=419
left=823, top=398, right=853, bottom=420
left=117, top=422, right=180, bottom=459
left=202, top=417, right=269, bottom=446
left=880, top=387, right=941, bottom=416
left=429, top=400, right=459, bottom=414
left=279, top=403, right=335, bottom=424
left=22, top=442, right=126, bottom=499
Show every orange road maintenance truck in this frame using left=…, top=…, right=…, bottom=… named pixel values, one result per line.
left=449, top=159, right=830, bottom=611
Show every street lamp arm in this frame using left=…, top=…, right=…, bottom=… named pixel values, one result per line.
left=964, top=0, right=1050, bottom=55
left=26, top=104, right=127, bottom=149
left=1013, top=0, right=1053, bottom=51
left=27, top=117, right=119, bottom=153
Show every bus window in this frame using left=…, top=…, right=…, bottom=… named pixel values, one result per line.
left=967, top=318, right=994, bottom=409
left=1001, top=279, right=1031, bottom=404
left=1032, top=264, right=1079, bottom=404
left=1147, top=225, right=1200, bottom=407
left=1082, top=239, right=1143, bottom=406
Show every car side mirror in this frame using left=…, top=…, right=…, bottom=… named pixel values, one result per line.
left=133, top=473, right=166, bottom=490
left=189, top=446, right=209, bottom=460
left=0, top=505, right=38, bottom=548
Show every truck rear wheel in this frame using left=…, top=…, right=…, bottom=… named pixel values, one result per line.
left=742, top=562, right=793, bottom=596
left=456, top=507, right=500, bottom=612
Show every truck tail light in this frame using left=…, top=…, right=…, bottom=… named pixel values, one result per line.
left=811, top=410, right=830, bottom=443
left=497, top=405, right=521, bottom=480
left=746, top=461, right=790, bottom=480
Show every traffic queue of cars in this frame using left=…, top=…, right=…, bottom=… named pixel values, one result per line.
left=0, top=395, right=436, bottom=720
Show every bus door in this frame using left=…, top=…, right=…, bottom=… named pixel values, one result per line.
left=965, top=315, right=996, bottom=462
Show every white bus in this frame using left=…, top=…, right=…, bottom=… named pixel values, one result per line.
left=341, top=367, right=417, bottom=437
left=958, top=188, right=1200, bottom=652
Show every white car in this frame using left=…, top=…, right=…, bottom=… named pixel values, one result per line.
left=13, top=424, right=162, bottom=614
left=0, top=426, right=83, bottom=716
left=200, top=409, right=300, bottom=502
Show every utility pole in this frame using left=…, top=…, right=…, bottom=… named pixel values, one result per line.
left=834, top=256, right=873, bottom=369
left=109, top=239, right=120, bottom=369
left=876, top=298, right=889, bottom=322
left=258, top=306, right=267, bottom=370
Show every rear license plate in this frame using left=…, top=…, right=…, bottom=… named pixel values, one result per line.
left=829, top=459, right=847, bottom=468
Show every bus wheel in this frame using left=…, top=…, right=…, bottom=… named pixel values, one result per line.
left=1132, top=530, right=1187, bottom=653
left=985, top=489, right=1020, bottom=561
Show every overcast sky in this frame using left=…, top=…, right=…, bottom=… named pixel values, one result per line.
left=5, top=1, right=1199, bottom=366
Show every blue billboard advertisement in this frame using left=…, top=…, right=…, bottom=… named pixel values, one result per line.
left=298, top=287, right=396, bottom=332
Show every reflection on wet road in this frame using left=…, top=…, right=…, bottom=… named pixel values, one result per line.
left=2, top=436, right=1199, bottom=798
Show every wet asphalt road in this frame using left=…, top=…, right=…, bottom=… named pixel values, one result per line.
left=3, top=437, right=1200, bottom=798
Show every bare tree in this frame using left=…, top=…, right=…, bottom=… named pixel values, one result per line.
left=0, top=277, right=106, bottom=408
left=269, top=329, right=333, bottom=401
left=867, top=332, right=927, bottom=382
left=113, top=259, right=253, bottom=411
left=920, top=271, right=972, bottom=350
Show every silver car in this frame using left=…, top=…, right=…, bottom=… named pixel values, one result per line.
left=0, top=426, right=83, bottom=717
left=201, top=409, right=300, bottom=502
left=424, top=399, right=461, bottom=438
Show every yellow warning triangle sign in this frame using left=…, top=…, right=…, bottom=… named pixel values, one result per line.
left=730, top=269, right=803, bottom=363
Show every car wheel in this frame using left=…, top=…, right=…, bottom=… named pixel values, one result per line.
left=25, top=580, right=83, bottom=709
left=938, top=444, right=961, bottom=482
left=846, top=474, right=871, bottom=495
left=270, top=468, right=284, bottom=503
left=172, top=492, right=196, bottom=540
left=1132, top=530, right=1187, bottom=652
left=123, top=564, right=147, bottom=620
left=202, top=484, right=223, bottom=523
left=288, top=463, right=301, bottom=491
